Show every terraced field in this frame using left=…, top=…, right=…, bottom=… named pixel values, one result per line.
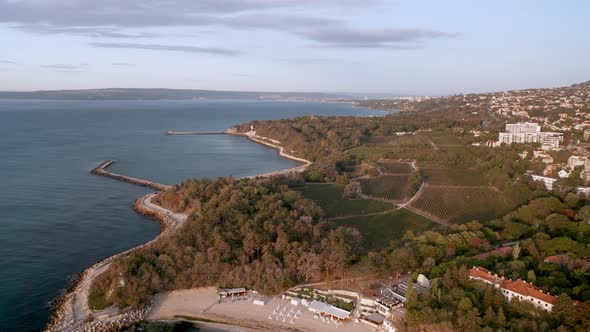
left=407, top=186, right=514, bottom=224
left=358, top=175, right=410, bottom=201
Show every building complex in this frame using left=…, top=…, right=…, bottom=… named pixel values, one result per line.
left=498, top=122, right=564, bottom=150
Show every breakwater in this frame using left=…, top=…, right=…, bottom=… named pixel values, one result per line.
left=165, top=131, right=225, bottom=135
left=45, top=193, right=186, bottom=332
left=91, top=160, right=172, bottom=191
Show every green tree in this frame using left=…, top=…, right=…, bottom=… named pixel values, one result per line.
left=527, top=269, right=537, bottom=283
left=458, top=297, right=473, bottom=312
left=496, top=306, right=506, bottom=328
left=405, top=278, right=418, bottom=309
left=483, top=306, right=496, bottom=326
left=553, top=293, right=576, bottom=328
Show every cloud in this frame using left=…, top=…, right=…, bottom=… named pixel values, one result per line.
left=91, top=42, right=243, bottom=56
left=0, top=60, right=17, bottom=65
left=16, top=24, right=157, bottom=38
left=112, top=62, right=135, bottom=67
left=0, top=0, right=456, bottom=50
left=40, top=64, right=87, bottom=73
left=279, top=58, right=351, bottom=64
left=300, top=28, right=458, bottom=48
left=41, top=64, right=81, bottom=69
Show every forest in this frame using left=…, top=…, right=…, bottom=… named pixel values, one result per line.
left=89, top=176, right=362, bottom=308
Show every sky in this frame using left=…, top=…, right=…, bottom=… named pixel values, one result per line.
left=0, top=0, right=589, bottom=95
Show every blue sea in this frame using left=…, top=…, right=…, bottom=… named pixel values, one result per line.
left=0, top=99, right=385, bottom=331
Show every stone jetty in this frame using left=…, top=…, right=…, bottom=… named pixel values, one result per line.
left=91, top=160, right=172, bottom=191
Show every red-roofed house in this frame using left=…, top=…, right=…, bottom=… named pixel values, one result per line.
left=544, top=254, right=590, bottom=270
left=500, top=280, right=556, bottom=311
left=468, top=266, right=556, bottom=312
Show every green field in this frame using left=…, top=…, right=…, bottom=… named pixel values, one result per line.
left=332, top=210, right=437, bottom=250
left=294, top=184, right=394, bottom=218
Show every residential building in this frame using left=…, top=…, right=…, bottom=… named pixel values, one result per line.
left=469, top=267, right=556, bottom=312
left=506, top=122, right=541, bottom=134
left=578, top=187, right=590, bottom=196
left=533, top=150, right=554, bottom=164
left=486, top=140, right=501, bottom=147
left=559, top=169, right=572, bottom=179
left=568, top=155, right=588, bottom=168
left=543, top=165, right=558, bottom=177
left=498, top=123, right=563, bottom=149
left=531, top=174, right=558, bottom=190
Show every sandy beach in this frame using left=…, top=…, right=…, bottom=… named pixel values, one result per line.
left=147, top=288, right=378, bottom=332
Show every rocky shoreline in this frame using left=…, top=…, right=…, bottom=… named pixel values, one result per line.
left=44, top=193, right=179, bottom=332
left=44, top=132, right=311, bottom=332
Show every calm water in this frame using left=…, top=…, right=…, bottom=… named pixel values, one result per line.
left=0, top=99, right=385, bottom=331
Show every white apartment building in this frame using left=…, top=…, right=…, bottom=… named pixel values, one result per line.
left=531, top=174, right=558, bottom=190
left=498, top=123, right=563, bottom=150
left=568, top=155, right=588, bottom=168
left=505, top=122, right=541, bottom=134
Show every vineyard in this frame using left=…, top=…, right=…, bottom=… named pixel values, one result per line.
left=421, top=168, right=487, bottom=186
left=358, top=175, right=410, bottom=201
left=332, top=209, right=436, bottom=250
left=294, top=183, right=394, bottom=218
left=377, top=161, right=413, bottom=174
left=408, top=186, right=515, bottom=223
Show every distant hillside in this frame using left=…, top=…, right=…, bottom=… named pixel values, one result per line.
left=0, top=88, right=351, bottom=101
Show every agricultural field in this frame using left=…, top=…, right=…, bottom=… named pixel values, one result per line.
left=408, top=186, right=515, bottom=224
left=293, top=183, right=394, bottom=218
left=331, top=210, right=437, bottom=250
left=376, top=161, right=413, bottom=174
left=358, top=175, right=410, bottom=202
left=420, top=168, right=488, bottom=186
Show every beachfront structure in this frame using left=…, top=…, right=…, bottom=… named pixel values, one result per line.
left=307, top=300, right=351, bottom=321
left=218, top=287, right=247, bottom=299
left=498, top=122, right=563, bottom=150
left=469, top=267, right=556, bottom=312
left=531, top=174, right=558, bottom=190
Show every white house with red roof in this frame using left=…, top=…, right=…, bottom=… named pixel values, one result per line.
left=468, top=267, right=556, bottom=312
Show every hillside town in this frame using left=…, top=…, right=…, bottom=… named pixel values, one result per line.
left=432, top=81, right=590, bottom=196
